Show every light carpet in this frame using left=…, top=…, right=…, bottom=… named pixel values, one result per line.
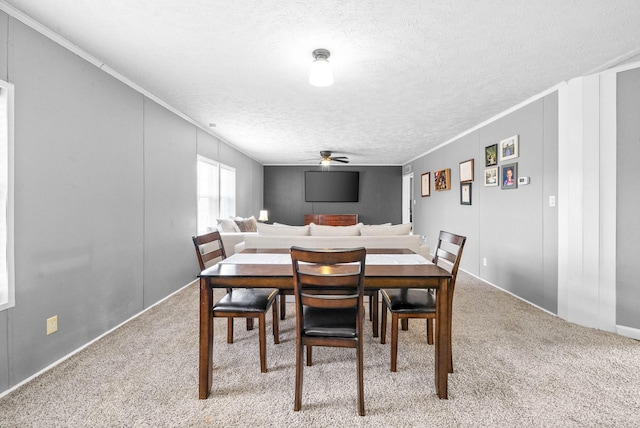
left=1, top=272, right=639, bottom=427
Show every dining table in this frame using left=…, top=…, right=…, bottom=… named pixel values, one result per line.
left=198, top=248, right=453, bottom=400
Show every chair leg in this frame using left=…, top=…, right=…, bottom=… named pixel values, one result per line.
left=391, top=314, right=399, bottom=372
left=426, top=318, right=434, bottom=345
left=371, top=291, right=379, bottom=337
left=272, top=302, right=280, bottom=344
left=380, top=304, right=387, bottom=344
left=401, top=318, right=409, bottom=330
left=227, top=317, right=234, bottom=344
left=306, top=345, right=313, bottom=366
left=294, top=341, right=303, bottom=411
left=357, top=342, right=365, bottom=416
left=247, top=318, right=254, bottom=330
left=259, top=314, right=267, bottom=373
left=280, top=294, right=287, bottom=320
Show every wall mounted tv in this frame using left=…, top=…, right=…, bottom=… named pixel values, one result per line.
left=305, top=171, right=360, bottom=202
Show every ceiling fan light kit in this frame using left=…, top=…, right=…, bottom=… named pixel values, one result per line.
left=309, top=48, right=334, bottom=87
left=320, top=150, right=349, bottom=165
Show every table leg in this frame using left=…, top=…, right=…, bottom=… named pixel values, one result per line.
left=199, top=277, right=213, bottom=399
left=435, top=277, right=450, bottom=399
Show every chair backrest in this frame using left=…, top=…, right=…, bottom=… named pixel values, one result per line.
left=192, top=230, right=227, bottom=271
left=432, top=231, right=466, bottom=288
left=290, top=246, right=367, bottom=330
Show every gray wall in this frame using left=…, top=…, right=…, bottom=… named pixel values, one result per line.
left=407, top=93, right=559, bottom=313
left=616, top=68, right=640, bottom=329
left=0, top=12, right=262, bottom=394
left=264, top=166, right=402, bottom=225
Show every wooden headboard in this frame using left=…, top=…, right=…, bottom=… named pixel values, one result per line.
left=304, top=214, right=358, bottom=226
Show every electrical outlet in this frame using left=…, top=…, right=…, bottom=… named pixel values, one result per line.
left=483, top=258, right=487, bottom=267
left=46, top=315, right=58, bottom=335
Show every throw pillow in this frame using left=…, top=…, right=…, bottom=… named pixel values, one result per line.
left=309, top=222, right=363, bottom=236
left=216, top=218, right=241, bottom=233
left=258, top=223, right=310, bottom=236
left=360, top=223, right=412, bottom=236
left=233, top=216, right=258, bottom=232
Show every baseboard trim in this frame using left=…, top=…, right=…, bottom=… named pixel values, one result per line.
left=616, top=325, right=640, bottom=341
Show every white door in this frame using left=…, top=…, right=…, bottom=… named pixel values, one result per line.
left=402, top=173, right=413, bottom=224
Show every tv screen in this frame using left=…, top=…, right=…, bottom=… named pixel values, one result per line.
left=305, top=171, right=359, bottom=202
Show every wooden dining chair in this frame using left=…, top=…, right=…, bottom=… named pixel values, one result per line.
left=290, top=246, right=367, bottom=416
left=192, top=231, right=280, bottom=372
left=380, top=231, right=466, bottom=372
left=281, top=284, right=378, bottom=337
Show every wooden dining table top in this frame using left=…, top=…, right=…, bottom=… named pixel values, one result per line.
left=198, top=248, right=452, bottom=289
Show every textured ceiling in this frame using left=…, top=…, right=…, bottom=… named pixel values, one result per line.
left=3, top=1, right=640, bottom=165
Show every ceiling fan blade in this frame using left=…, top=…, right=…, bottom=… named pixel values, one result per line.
left=332, top=158, right=350, bottom=163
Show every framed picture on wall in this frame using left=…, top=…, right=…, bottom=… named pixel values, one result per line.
left=460, top=183, right=472, bottom=205
left=499, top=135, right=519, bottom=161
left=459, top=159, right=474, bottom=182
left=501, top=163, right=518, bottom=189
left=484, top=167, right=499, bottom=186
left=421, top=172, right=430, bottom=197
left=485, top=144, right=498, bottom=166
left=434, top=168, right=451, bottom=191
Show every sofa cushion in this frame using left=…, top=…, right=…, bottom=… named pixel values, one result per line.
left=234, top=216, right=258, bottom=232
left=360, top=223, right=412, bottom=236
left=309, top=222, right=363, bottom=236
left=240, top=234, right=430, bottom=259
left=217, top=218, right=241, bottom=233
left=258, top=223, right=310, bottom=236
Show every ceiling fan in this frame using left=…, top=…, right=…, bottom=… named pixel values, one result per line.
left=320, top=151, right=349, bottom=165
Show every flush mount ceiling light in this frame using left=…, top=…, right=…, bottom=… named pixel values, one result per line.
left=309, top=48, right=334, bottom=87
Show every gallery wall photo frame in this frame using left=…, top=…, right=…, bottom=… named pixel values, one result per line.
left=459, top=159, right=474, bottom=183
left=485, top=144, right=498, bottom=166
left=421, top=172, right=430, bottom=197
left=484, top=166, right=499, bottom=186
left=498, top=134, right=519, bottom=161
left=501, top=162, right=518, bottom=189
left=460, top=182, right=472, bottom=205
left=434, top=168, right=451, bottom=191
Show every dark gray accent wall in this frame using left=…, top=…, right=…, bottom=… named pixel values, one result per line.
left=0, top=13, right=262, bottom=394
left=264, top=166, right=402, bottom=225
left=408, top=93, right=559, bottom=313
left=616, top=68, right=640, bottom=329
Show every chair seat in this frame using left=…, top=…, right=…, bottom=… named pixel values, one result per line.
left=303, top=307, right=357, bottom=337
left=214, top=288, right=279, bottom=313
left=381, top=289, right=436, bottom=313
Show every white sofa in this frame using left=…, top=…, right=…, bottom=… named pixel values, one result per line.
left=233, top=222, right=430, bottom=258
left=210, top=216, right=260, bottom=256
left=219, top=232, right=256, bottom=256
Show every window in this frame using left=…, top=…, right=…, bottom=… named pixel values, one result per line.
left=197, top=155, right=235, bottom=234
left=0, top=79, right=14, bottom=311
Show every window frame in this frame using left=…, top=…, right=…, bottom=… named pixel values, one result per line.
left=0, top=79, right=15, bottom=312
left=196, top=155, right=236, bottom=235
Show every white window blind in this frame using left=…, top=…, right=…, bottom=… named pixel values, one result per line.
left=197, top=156, right=235, bottom=234
left=219, top=164, right=236, bottom=219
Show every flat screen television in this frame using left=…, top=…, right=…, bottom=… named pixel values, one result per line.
left=305, top=171, right=359, bottom=202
